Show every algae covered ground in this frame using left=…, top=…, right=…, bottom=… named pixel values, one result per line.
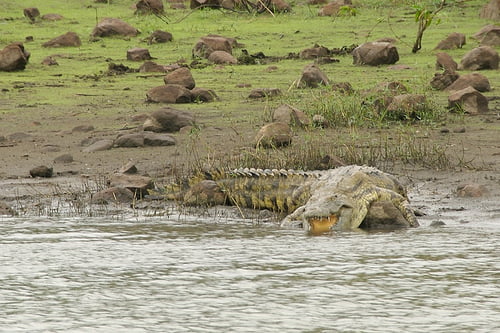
left=0, top=0, right=499, bottom=194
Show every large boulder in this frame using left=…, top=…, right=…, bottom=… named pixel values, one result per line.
left=448, top=86, right=489, bottom=114
left=430, top=71, right=459, bottom=91
left=435, top=52, right=458, bottom=72
left=42, top=32, right=81, bottom=47
left=459, top=46, right=499, bottom=70
left=143, top=107, right=195, bottom=132
left=434, top=32, right=466, bottom=50
left=255, top=122, right=293, bottom=148
left=108, top=173, right=154, bottom=198
left=127, top=47, right=153, bottom=61
left=0, top=43, right=30, bottom=71
left=445, top=72, right=491, bottom=92
left=164, top=67, right=195, bottom=89
left=135, top=0, right=164, bottom=14
left=272, top=104, right=310, bottom=127
left=91, top=18, right=139, bottom=38
left=192, top=35, right=233, bottom=58
left=191, top=87, right=218, bottom=102
left=146, top=85, right=193, bottom=103
left=297, top=64, right=329, bottom=88
left=352, top=42, right=399, bottom=66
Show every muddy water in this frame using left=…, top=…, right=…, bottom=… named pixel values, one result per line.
left=1, top=205, right=499, bottom=332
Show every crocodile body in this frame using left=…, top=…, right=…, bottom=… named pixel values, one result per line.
left=166, top=165, right=419, bottom=232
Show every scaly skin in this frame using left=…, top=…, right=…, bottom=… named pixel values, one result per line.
left=166, top=165, right=419, bottom=231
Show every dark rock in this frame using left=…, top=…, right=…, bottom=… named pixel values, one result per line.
left=114, top=133, right=145, bottom=148
left=143, top=107, right=195, bottom=132
left=191, top=87, right=218, bottom=102
left=248, top=88, right=282, bottom=99
left=430, top=71, right=459, bottom=90
left=108, top=173, right=154, bottom=198
left=297, top=64, right=329, bottom=88
left=91, top=18, right=139, bottom=38
left=92, top=186, right=135, bottom=204
left=0, top=43, right=30, bottom=71
left=352, top=42, right=399, bottom=66
left=127, top=47, right=152, bottom=61
left=164, top=67, right=195, bottom=89
left=42, top=32, right=81, bottom=48
left=360, top=201, right=413, bottom=229
left=146, top=84, right=193, bottom=103
left=30, top=165, right=53, bottom=178
left=23, top=7, right=40, bottom=22
left=448, top=87, right=489, bottom=114
left=118, top=161, right=138, bottom=174
left=445, top=72, right=491, bottom=92
left=459, top=46, right=499, bottom=70
left=146, top=30, right=173, bottom=44
left=434, top=32, right=466, bottom=50
left=143, top=132, right=176, bottom=146
left=135, top=0, right=164, bottom=15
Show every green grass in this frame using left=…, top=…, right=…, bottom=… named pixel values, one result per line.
left=0, top=0, right=497, bottom=170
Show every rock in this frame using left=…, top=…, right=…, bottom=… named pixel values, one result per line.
left=268, top=0, right=292, bottom=12
left=139, top=61, right=170, bottom=73
left=360, top=201, right=412, bottom=229
left=54, top=153, right=74, bottom=163
left=92, top=186, right=135, bottom=204
left=430, top=71, right=459, bottom=90
left=434, top=32, right=466, bottom=50
left=42, top=32, right=81, bottom=48
left=331, top=82, right=354, bottom=94
left=318, top=0, right=353, bottom=17
left=30, top=165, right=53, bottom=178
left=164, top=67, right=195, bottom=89
left=445, top=72, right=491, bottom=92
left=480, top=0, right=500, bottom=20
left=272, top=104, right=310, bottom=127
left=192, top=35, right=233, bottom=58
left=72, top=125, right=95, bottom=133
left=386, top=94, right=427, bottom=120
left=299, top=45, right=330, bottom=59
left=435, top=52, right=458, bottom=72
left=23, top=7, right=40, bottom=22
left=108, top=173, right=154, bottom=198
left=118, top=161, right=138, bottom=174
left=146, top=30, right=173, bottom=44
left=248, top=88, right=282, bottom=99
left=143, top=132, right=176, bottom=146
left=456, top=183, right=489, bottom=197
left=448, top=87, right=489, bottom=114
left=114, top=133, right=145, bottom=148
left=190, top=0, right=221, bottom=9
left=352, top=42, right=399, bottom=66
left=207, top=50, right=238, bottom=64
left=127, top=47, right=152, bottom=61
left=82, top=139, right=114, bottom=152
left=143, top=107, right=195, bottom=132
left=135, top=0, right=164, bottom=14
left=191, top=87, right=218, bottom=102
left=255, top=122, right=293, bottom=148
left=459, top=46, right=499, bottom=70
left=41, top=13, right=64, bottom=21
left=430, top=220, right=446, bottom=227
left=297, top=64, right=329, bottom=88
left=183, top=180, right=226, bottom=206
left=146, top=85, right=193, bottom=103
left=41, top=56, right=58, bottom=66
left=91, top=18, right=139, bottom=38
left=0, top=43, right=30, bottom=71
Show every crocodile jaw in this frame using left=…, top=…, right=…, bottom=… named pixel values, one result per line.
left=307, top=215, right=339, bottom=234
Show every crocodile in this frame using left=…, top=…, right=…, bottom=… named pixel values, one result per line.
left=165, top=165, right=419, bottom=232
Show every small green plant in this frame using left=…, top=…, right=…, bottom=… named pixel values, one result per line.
left=412, top=0, right=446, bottom=53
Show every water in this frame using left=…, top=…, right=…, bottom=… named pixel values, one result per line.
left=1, top=207, right=499, bottom=332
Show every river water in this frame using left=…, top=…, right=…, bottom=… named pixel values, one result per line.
left=1, top=200, right=499, bottom=333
